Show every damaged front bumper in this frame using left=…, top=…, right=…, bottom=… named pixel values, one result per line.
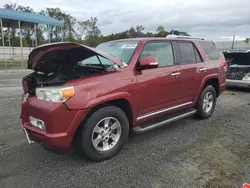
left=226, top=79, right=250, bottom=88
left=22, top=127, right=34, bottom=144
left=21, top=95, right=89, bottom=151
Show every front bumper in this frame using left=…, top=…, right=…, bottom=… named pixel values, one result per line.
left=226, top=79, right=250, bottom=89
left=21, top=95, right=88, bottom=151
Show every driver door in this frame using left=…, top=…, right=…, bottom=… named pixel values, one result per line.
left=135, top=41, right=182, bottom=117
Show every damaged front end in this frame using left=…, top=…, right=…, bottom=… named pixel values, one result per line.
left=22, top=42, right=124, bottom=95
left=224, top=49, right=250, bottom=88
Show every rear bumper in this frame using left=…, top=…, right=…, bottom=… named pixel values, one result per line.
left=226, top=79, right=250, bottom=88
left=21, top=96, right=88, bottom=151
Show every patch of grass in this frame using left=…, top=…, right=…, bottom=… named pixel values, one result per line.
left=0, top=61, right=28, bottom=69
left=7, top=95, right=21, bottom=100
left=224, top=91, right=236, bottom=95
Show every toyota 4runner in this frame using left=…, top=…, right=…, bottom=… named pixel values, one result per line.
left=21, top=36, right=227, bottom=161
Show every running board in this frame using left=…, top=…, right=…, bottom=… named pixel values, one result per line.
left=132, top=109, right=197, bottom=133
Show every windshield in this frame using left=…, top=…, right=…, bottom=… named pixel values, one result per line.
left=77, top=41, right=138, bottom=70
left=95, top=41, right=139, bottom=65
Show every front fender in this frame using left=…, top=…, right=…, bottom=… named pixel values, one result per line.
left=66, top=91, right=135, bottom=110
left=85, top=92, right=133, bottom=109
left=65, top=91, right=137, bottom=126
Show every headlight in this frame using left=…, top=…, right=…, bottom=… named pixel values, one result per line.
left=242, top=73, right=250, bottom=81
left=35, top=86, right=74, bottom=102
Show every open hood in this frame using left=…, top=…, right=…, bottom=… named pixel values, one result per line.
left=224, top=50, right=250, bottom=66
left=27, top=42, right=124, bottom=73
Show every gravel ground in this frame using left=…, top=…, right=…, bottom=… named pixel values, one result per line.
left=0, top=70, right=250, bottom=188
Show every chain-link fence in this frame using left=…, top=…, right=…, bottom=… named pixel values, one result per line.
left=215, top=40, right=250, bottom=51
left=0, top=46, right=34, bottom=69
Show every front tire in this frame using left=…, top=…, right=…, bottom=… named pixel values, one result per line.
left=79, top=106, right=129, bottom=162
left=196, top=85, right=217, bottom=119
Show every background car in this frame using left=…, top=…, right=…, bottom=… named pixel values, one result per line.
left=224, top=49, right=250, bottom=88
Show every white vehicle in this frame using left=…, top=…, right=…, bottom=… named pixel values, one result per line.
left=224, top=49, right=250, bottom=88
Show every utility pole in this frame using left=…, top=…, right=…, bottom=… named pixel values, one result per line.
left=231, top=35, right=235, bottom=49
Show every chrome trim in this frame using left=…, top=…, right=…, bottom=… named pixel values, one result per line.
left=136, top=101, right=193, bottom=121
left=171, top=72, right=181, bottom=76
left=133, top=109, right=197, bottom=133
left=22, top=127, right=34, bottom=144
left=198, top=68, right=207, bottom=72
left=166, top=35, right=205, bottom=40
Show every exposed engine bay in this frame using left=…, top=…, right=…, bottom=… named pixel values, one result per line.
left=23, top=63, right=118, bottom=95
left=22, top=42, right=125, bottom=95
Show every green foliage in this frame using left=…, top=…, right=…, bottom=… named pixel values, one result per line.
left=156, top=26, right=168, bottom=37
left=245, top=38, right=249, bottom=44
left=169, top=30, right=190, bottom=36
left=1, top=3, right=190, bottom=47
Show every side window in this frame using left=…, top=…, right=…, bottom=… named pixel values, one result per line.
left=200, top=41, right=220, bottom=60
left=194, top=46, right=202, bottom=62
left=176, top=42, right=196, bottom=64
left=140, top=41, right=174, bottom=67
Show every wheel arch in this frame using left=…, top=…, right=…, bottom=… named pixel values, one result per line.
left=194, top=75, right=220, bottom=103
left=71, top=97, right=135, bottom=147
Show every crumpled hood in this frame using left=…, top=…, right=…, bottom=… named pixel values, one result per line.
left=27, top=42, right=124, bottom=73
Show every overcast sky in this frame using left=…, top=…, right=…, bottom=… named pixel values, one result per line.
left=1, top=0, right=250, bottom=41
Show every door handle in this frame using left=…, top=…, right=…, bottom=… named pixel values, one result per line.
left=171, top=72, right=180, bottom=77
left=198, top=67, right=207, bottom=72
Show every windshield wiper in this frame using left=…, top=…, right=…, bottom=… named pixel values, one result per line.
left=96, top=55, right=108, bottom=72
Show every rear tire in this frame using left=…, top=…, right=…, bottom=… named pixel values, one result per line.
left=79, top=106, right=129, bottom=162
left=196, top=85, right=217, bottom=119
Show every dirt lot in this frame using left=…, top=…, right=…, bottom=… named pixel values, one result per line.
left=0, top=70, right=250, bottom=188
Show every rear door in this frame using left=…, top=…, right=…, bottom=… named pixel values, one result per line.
left=199, top=41, right=225, bottom=85
left=174, top=41, right=207, bottom=101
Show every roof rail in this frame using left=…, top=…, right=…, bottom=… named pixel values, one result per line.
left=166, top=35, right=205, bottom=40
left=225, top=49, right=250, bottom=53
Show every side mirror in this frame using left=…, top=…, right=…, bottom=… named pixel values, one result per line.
left=139, top=57, right=159, bottom=70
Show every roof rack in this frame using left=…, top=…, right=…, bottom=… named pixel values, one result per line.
left=166, top=35, right=205, bottom=40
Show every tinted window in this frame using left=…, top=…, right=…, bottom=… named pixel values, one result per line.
left=176, top=42, right=196, bottom=64
left=194, top=46, right=202, bottom=62
left=140, top=42, right=174, bottom=67
left=200, top=41, right=220, bottom=60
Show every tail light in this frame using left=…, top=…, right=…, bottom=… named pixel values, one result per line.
left=22, top=79, right=28, bottom=93
left=221, top=60, right=227, bottom=71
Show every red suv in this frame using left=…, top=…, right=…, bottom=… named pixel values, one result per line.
left=21, top=36, right=227, bottom=161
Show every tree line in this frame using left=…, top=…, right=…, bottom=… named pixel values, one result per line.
left=0, top=3, right=191, bottom=47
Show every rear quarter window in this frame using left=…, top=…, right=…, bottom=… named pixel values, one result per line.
left=200, top=41, right=220, bottom=60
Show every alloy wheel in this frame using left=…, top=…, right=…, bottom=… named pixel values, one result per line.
left=91, top=117, right=122, bottom=152
left=203, top=91, right=214, bottom=113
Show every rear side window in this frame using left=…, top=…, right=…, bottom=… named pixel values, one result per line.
left=200, top=41, right=220, bottom=60
left=176, top=42, right=196, bottom=64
